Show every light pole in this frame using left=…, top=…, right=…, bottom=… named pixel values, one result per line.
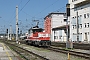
left=66, top=3, right=70, bottom=48
left=10, top=25, right=12, bottom=40
left=76, top=11, right=79, bottom=43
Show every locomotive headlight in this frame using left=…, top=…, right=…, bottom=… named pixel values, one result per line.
left=36, top=40, right=40, bottom=41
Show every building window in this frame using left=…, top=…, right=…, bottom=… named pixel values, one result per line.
left=84, top=23, right=89, bottom=28
left=84, top=23, right=86, bottom=28
left=84, top=33, right=88, bottom=41
left=87, top=13, right=90, bottom=18
left=72, top=25, right=74, bottom=29
left=84, top=13, right=90, bottom=19
left=59, top=30, right=62, bottom=36
left=79, top=33, right=82, bottom=42
left=54, top=36, right=58, bottom=39
left=79, top=24, right=82, bottom=28
left=72, top=17, right=76, bottom=25
left=84, top=14, right=86, bottom=18
left=74, top=25, right=76, bottom=29
left=80, top=15, right=82, bottom=17
left=72, top=25, right=77, bottom=29
left=78, top=15, right=82, bottom=24
left=72, top=34, right=77, bottom=42
left=59, top=36, right=62, bottom=39
left=87, top=23, right=89, bottom=28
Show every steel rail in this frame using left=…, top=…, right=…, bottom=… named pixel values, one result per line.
left=48, top=46, right=90, bottom=59
left=4, top=41, right=49, bottom=60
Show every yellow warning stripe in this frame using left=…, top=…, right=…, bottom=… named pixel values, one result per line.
left=2, top=43, right=12, bottom=60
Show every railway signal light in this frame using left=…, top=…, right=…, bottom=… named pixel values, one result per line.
left=18, top=28, right=19, bottom=33
left=20, top=30, right=22, bottom=34
left=6, top=29, right=8, bottom=33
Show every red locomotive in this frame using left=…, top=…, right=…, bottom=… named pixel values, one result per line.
left=25, top=26, right=51, bottom=46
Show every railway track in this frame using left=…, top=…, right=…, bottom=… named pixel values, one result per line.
left=21, top=40, right=90, bottom=59
left=47, top=46, right=90, bottom=59
left=51, top=42, right=90, bottom=50
left=4, top=40, right=90, bottom=50
left=1, top=40, right=90, bottom=60
left=4, top=41, right=49, bottom=60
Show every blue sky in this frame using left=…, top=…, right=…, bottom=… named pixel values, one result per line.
left=0, top=0, right=68, bottom=34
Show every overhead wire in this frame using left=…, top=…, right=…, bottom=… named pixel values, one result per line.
left=6, top=0, right=31, bottom=34
left=8, top=0, right=66, bottom=33
left=8, top=0, right=23, bottom=25
left=19, top=0, right=31, bottom=13
left=19, top=0, right=66, bottom=29
left=34, top=0, right=60, bottom=17
left=31, top=0, right=66, bottom=28
left=32, top=0, right=65, bottom=26
left=23, top=0, right=60, bottom=28
left=53, top=6, right=66, bottom=12
left=8, top=0, right=31, bottom=25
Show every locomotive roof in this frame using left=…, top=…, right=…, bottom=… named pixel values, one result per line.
left=32, top=27, right=43, bottom=30
left=28, top=27, right=43, bottom=30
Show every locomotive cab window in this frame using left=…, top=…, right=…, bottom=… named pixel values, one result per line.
left=32, top=28, right=43, bottom=33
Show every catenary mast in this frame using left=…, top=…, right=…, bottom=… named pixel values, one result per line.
left=16, top=6, right=18, bottom=43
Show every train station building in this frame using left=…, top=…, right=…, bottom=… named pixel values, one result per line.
left=69, top=0, right=90, bottom=43
left=44, top=12, right=69, bottom=42
left=44, top=0, right=90, bottom=43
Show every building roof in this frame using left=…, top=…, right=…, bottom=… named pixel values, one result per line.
left=44, top=12, right=66, bottom=19
left=52, top=24, right=69, bottom=30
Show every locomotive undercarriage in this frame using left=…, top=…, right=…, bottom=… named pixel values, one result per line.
left=26, top=40, right=51, bottom=46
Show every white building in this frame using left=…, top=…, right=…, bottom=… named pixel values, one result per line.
left=47, top=12, right=69, bottom=42
left=69, top=0, right=90, bottom=43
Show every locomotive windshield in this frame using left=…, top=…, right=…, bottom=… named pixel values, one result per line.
left=28, top=26, right=43, bottom=34
left=32, top=28, right=43, bottom=33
